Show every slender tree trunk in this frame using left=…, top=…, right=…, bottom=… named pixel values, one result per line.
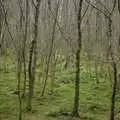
left=94, top=0, right=103, bottom=84
left=110, top=62, right=117, bottom=120
left=107, top=16, right=117, bottom=120
left=27, top=0, right=41, bottom=111
left=41, top=3, right=59, bottom=96
left=118, top=0, right=120, bottom=13
left=94, top=60, right=99, bottom=84
left=72, top=0, right=83, bottom=117
left=50, top=52, right=58, bottom=93
left=17, top=1, right=23, bottom=119
left=22, top=0, right=29, bottom=98
left=110, top=1, right=120, bottom=119
left=17, top=54, right=22, bottom=120
left=108, top=66, right=112, bottom=87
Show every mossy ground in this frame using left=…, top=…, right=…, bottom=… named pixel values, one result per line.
left=0, top=60, right=120, bottom=120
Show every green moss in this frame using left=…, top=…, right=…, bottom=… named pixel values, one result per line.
left=0, top=63, right=119, bottom=120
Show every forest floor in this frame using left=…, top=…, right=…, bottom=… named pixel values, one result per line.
left=1, top=63, right=120, bottom=120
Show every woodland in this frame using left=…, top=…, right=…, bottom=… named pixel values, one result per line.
left=0, top=0, right=120, bottom=120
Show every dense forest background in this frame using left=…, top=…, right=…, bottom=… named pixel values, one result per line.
left=0, top=0, right=120, bottom=120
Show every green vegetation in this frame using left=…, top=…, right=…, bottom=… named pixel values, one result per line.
left=0, top=61, right=120, bottom=120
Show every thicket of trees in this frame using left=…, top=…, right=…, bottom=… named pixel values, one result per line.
left=0, top=0, right=120, bottom=120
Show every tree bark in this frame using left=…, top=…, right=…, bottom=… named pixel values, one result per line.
left=22, top=0, right=29, bottom=98
left=72, top=0, right=83, bottom=117
left=110, top=62, right=117, bottom=120
left=118, top=0, right=120, bottom=13
left=27, top=0, right=41, bottom=111
left=17, top=51, right=22, bottom=120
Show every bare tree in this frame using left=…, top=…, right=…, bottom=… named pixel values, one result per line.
left=17, top=49, right=23, bottom=120
left=22, top=0, right=29, bottom=97
left=27, top=0, right=41, bottom=111
left=41, top=1, right=59, bottom=96
left=72, top=0, right=83, bottom=117
left=85, top=0, right=118, bottom=119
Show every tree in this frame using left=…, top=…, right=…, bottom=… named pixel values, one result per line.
left=72, top=0, right=83, bottom=117
left=22, top=0, right=29, bottom=97
left=41, top=1, right=59, bottom=96
left=27, top=0, right=41, bottom=111
left=85, top=0, right=118, bottom=119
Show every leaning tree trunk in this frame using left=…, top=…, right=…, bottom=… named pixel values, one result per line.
left=41, top=2, right=59, bottom=96
left=72, top=0, right=83, bottom=117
